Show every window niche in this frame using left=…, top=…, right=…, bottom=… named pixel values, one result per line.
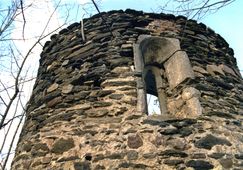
left=144, top=66, right=167, bottom=115
left=133, top=35, right=199, bottom=117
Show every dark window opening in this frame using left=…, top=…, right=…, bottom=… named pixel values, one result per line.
left=144, top=69, right=161, bottom=115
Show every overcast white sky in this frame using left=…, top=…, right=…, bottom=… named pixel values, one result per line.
left=0, top=0, right=242, bottom=169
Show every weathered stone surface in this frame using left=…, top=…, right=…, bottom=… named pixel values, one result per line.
left=47, top=96, right=62, bottom=107
left=159, top=149, right=188, bottom=158
left=182, top=87, right=201, bottom=100
left=126, top=150, right=138, bottom=160
left=62, top=84, right=73, bottom=94
left=186, top=160, right=214, bottom=170
left=66, top=103, right=91, bottom=111
left=235, top=154, right=243, bottom=160
left=186, top=97, right=202, bottom=116
left=127, top=134, right=143, bottom=149
left=85, top=109, right=109, bottom=117
left=74, top=162, right=91, bottom=170
left=165, top=51, right=195, bottom=89
left=206, top=64, right=225, bottom=76
left=164, top=159, right=184, bottom=165
left=208, top=153, right=225, bottom=159
left=220, top=158, right=233, bottom=169
left=51, top=138, right=75, bottom=154
left=219, top=64, right=237, bottom=77
left=47, top=83, right=59, bottom=93
left=195, top=134, right=232, bottom=149
left=193, top=66, right=209, bottom=75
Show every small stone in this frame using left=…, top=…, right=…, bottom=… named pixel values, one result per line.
left=206, top=64, right=225, bottom=76
left=51, top=138, right=75, bottom=154
left=32, top=143, right=49, bottom=151
left=195, top=134, right=232, bottom=149
left=66, top=103, right=91, bottom=111
left=235, top=153, right=243, bottom=159
left=193, top=66, right=209, bottom=75
left=86, top=109, right=109, bottom=117
left=111, top=66, right=130, bottom=74
left=74, top=162, right=90, bottom=170
left=143, top=119, right=168, bottom=127
left=107, top=153, right=124, bottom=159
left=127, top=134, right=143, bottom=149
left=62, top=84, right=73, bottom=94
left=23, top=143, right=32, bottom=152
left=219, top=64, right=237, bottom=77
left=159, top=149, right=188, bottom=158
left=143, top=153, right=156, bottom=159
left=186, top=97, right=202, bottom=116
left=94, top=165, right=105, bottom=170
left=97, top=90, right=115, bottom=97
left=169, top=138, right=187, bottom=150
left=93, top=101, right=112, bottom=107
left=179, top=127, right=193, bottom=137
left=47, top=83, right=59, bottom=93
left=186, top=160, right=214, bottom=170
left=183, top=29, right=195, bottom=35
left=164, top=159, right=184, bottom=165
left=182, top=87, right=201, bottom=100
left=47, top=96, right=62, bottom=107
left=109, top=94, right=124, bottom=100
left=159, top=127, right=179, bottom=135
left=191, top=153, right=206, bottom=159
left=121, top=44, right=133, bottom=49
left=220, top=158, right=233, bottom=169
left=62, top=60, right=69, bottom=66
left=57, top=155, right=79, bottom=162
left=42, top=157, right=52, bottom=164
left=127, top=150, right=138, bottom=160
left=208, top=153, right=225, bottom=159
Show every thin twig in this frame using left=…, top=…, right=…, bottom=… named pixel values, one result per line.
left=90, top=0, right=114, bottom=36
left=20, top=0, right=26, bottom=40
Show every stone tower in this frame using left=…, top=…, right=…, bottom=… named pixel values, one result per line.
left=12, top=9, right=243, bottom=170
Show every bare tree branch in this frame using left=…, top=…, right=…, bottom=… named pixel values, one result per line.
left=20, top=0, right=26, bottom=40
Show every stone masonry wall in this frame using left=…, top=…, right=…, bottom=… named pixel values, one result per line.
left=12, top=9, right=243, bottom=170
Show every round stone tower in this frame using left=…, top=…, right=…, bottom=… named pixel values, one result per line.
left=12, top=9, right=243, bottom=170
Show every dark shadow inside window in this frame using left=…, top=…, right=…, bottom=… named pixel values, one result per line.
left=145, top=70, right=161, bottom=115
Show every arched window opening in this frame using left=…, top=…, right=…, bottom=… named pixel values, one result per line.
left=144, top=67, right=168, bottom=115
left=145, top=69, right=161, bottom=115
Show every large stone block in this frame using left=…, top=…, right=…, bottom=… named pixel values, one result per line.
left=165, top=51, right=195, bottom=89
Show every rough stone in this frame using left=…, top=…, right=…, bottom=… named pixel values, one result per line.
left=186, top=160, right=214, bottom=170
left=164, top=159, right=184, bottom=165
left=164, top=51, right=195, bottom=89
left=51, top=138, right=75, bottom=154
left=127, top=150, right=138, bottom=160
left=62, top=84, right=74, bottom=94
left=47, top=83, right=59, bottom=93
left=182, top=87, right=201, bottom=100
left=195, top=134, right=232, bottom=149
left=206, top=64, right=225, bottom=76
left=220, top=158, right=233, bottom=169
left=235, top=154, right=243, bottom=159
left=159, top=149, right=188, bottom=158
left=47, top=96, right=62, bottom=107
left=127, top=134, right=143, bottom=149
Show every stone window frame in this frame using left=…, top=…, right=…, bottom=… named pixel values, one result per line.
left=133, top=35, right=197, bottom=116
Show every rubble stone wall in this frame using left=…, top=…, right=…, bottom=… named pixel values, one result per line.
left=12, top=9, right=243, bottom=170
